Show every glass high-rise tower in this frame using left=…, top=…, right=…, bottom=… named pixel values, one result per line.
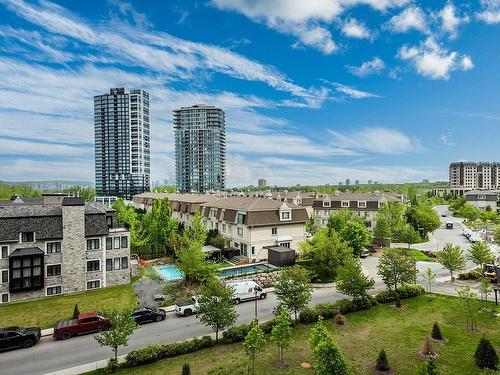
left=174, top=104, right=226, bottom=193
left=94, top=88, right=150, bottom=200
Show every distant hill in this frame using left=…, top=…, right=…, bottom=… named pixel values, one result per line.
left=2, top=180, right=94, bottom=190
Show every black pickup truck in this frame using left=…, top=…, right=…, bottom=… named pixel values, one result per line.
left=0, top=326, right=41, bottom=350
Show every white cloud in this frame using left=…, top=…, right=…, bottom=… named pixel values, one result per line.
left=397, top=37, right=473, bottom=80
left=438, top=2, right=469, bottom=38
left=387, top=6, right=428, bottom=33
left=341, top=18, right=372, bottom=39
left=476, top=0, right=500, bottom=24
left=330, top=83, right=380, bottom=99
left=439, top=135, right=454, bottom=146
left=210, top=0, right=408, bottom=54
left=328, top=127, right=421, bottom=154
left=347, top=57, right=385, bottom=77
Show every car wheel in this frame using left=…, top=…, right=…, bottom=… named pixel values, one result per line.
left=259, top=293, right=266, bottom=300
left=184, top=309, right=192, bottom=317
left=155, top=315, right=164, bottom=322
left=22, top=339, right=35, bottom=348
left=234, top=298, right=241, bottom=305
left=60, top=331, right=72, bottom=340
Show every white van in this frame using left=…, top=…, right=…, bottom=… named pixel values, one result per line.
left=225, top=280, right=267, bottom=304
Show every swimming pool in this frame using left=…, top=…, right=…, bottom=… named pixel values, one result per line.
left=155, top=263, right=276, bottom=281
left=156, top=264, right=184, bottom=281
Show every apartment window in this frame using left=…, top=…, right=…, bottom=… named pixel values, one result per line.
left=341, top=201, right=350, bottom=208
left=237, top=228, right=244, bottom=236
left=46, top=242, right=61, bottom=254
left=20, top=232, right=35, bottom=243
left=106, top=238, right=112, bottom=250
left=106, top=216, right=113, bottom=228
left=323, top=201, right=331, bottom=207
left=106, top=259, right=112, bottom=271
left=47, top=264, right=61, bottom=277
left=10, top=254, right=43, bottom=292
left=121, top=236, right=128, bottom=249
left=114, top=237, right=120, bottom=249
left=1, top=245, right=8, bottom=259
left=46, top=286, right=62, bottom=296
left=236, top=212, right=246, bottom=224
left=87, top=280, right=101, bottom=290
left=1, top=293, right=9, bottom=303
left=87, top=239, right=100, bottom=250
left=280, top=211, right=291, bottom=221
left=251, top=246, right=255, bottom=256
left=1, top=270, right=8, bottom=283
left=87, top=260, right=100, bottom=272
left=222, top=224, right=226, bottom=233
left=272, top=227, right=278, bottom=235
left=121, top=257, right=128, bottom=269
left=358, top=201, right=367, bottom=208
left=478, top=195, right=486, bottom=200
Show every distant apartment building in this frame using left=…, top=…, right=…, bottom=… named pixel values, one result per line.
left=258, top=179, right=267, bottom=188
left=312, top=191, right=406, bottom=230
left=174, top=105, right=226, bottom=193
left=132, top=193, right=308, bottom=262
left=0, top=196, right=130, bottom=304
left=345, top=179, right=350, bottom=186
left=464, top=190, right=499, bottom=212
left=94, top=88, right=151, bottom=200
left=449, top=162, right=500, bottom=195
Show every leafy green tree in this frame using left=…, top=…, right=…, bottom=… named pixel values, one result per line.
left=243, top=322, right=266, bottom=375
left=326, top=208, right=364, bottom=233
left=377, top=248, right=417, bottom=292
left=177, top=240, right=217, bottom=284
left=437, top=244, right=466, bottom=283
left=375, top=349, right=390, bottom=371
left=456, top=286, right=479, bottom=331
left=65, top=186, right=96, bottom=202
left=373, top=216, right=391, bottom=245
left=457, top=203, right=482, bottom=222
left=274, top=266, right=313, bottom=321
left=183, top=212, right=208, bottom=245
left=336, top=258, right=374, bottom=299
left=494, top=226, right=500, bottom=244
left=271, top=306, right=294, bottom=367
left=421, top=268, right=436, bottom=293
left=309, top=316, right=329, bottom=349
left=95, top=307, right=138, bottom=361
left=378, top=201, right=407, bottom=238
left=206, top=229, right=226, bottom=250
left=468, top=242, right=495, bottom=270
left=474, top=337, right=499, bottom=370
left=448, top=196, right=466, bottom=213
left=406, top=204, right=440, bottom=239
left=197, top=279, right=238, bottom=343
left=305, top=216, right=321, bottom=235
left=399, top=224, right=421, bottom=249
left=313, top=334, right=349, bottom=375
left=299, top=228, right=353, bottom=281
left=339, top=221, right=372, bottom=257
left=142, top=197, right=179, bottom=256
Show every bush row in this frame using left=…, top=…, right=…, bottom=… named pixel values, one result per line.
left=458, top=268, right=483, bottom=280
left=299, top=284, right=425, bottom=323
left=125, top=336, right=214, bottom=367
left=221, top=318, right=277, bottom=343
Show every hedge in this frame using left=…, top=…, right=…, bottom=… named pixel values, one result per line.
left=221, top=319, right=278, bottom=343
left=126, top=336, right=214, bottom=367
left=458, top=269, right=483, bottom=280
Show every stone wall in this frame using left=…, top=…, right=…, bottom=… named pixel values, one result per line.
left=227, top=271, right=280, bottom=288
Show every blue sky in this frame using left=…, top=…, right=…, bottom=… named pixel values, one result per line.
left=0, top=0, right=499, bottom=186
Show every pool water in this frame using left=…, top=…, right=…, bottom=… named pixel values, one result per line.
left=156, top=264, right=184, bottom=281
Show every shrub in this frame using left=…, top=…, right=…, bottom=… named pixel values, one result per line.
left=375, top=349, right=390, bottom=371
left=259, top=319, right=277, bottom=334
left=299, top=307, right=320, bottom=324
left=106, top=358, right=119, bottom=374
left=458, top=269, right=483, bottom=280
left=375, top=290, right=399, bottom=304
left=126, top=344, right=165, bottom=367
left=475, top=337, right=499, bottom=370
left=334, top=313, right=346, bottom=325
left=397, top=284, right=425, bottom=299
left=315, top=303, right=339, bottom=319
left=431, top=322, right=443, bottom=340
left=221, top=323, right=251, bottom=343
left=182, top=363, right=191, bottom=375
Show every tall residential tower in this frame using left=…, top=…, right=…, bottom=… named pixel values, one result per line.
left=174, top=104, right=226, bottom=193
left=94, top=88, right=150, bottom=200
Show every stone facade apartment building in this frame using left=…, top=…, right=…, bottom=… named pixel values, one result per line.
left=312, top=191, right=406, bottom=230
left=132, top=193, right=308, bottom=262
left=0, top=196, right=130, bottom=304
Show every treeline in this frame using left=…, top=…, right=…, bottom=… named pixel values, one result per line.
left=0, top=181, right=41, bottom=200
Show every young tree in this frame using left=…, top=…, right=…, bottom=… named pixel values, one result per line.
left=197, top=279, right=238, bottom=343
left=305, top=216, right=321, bottom=235
left=373, top=216, right=391, bottom=245
left=494, top=225, right=500, bottom=245
left=313, top=335, right=349, bottom=375
left=243, top=322, right=266, bottom=375
left=417, top=356, right=440, bottom=375
left=375, top=349, right=390, bottom=371
left=309, top=317, right=329, bottom=349
left=479, top=278, right=493, bottom=306
left=339, top=221, right=372, bottom=257
left=141, top=197, right=179, bottom=256
left=474, top=337, right=499, bottom=370
left=176, top=240, right=217, bottom=284
left=468, top=242, right=495, bottom=271
left=299, top=228, right=352, bottom=281
left=406, top=204, right=441, bottom=239
left=336, top=258, right=374, bottom=299
left=431, top=322, right=443, bottom=340
left=378, top=201, right=407, bottom=238
left=399, top=224, right=421, bottom=249
left=271, top=306, right=294, bottom=367
left=437, top=244, right=466, bottom=283
left=275, top=266, right=313, bottom=321
left=377, top=248, right=418, bottom=291
left=181, top=364, right=191, bottom=375
left=456, top=286, right=479, bottom=331
left=421, top=268, right=436, bottom=293
left=95, top=307, right=138, bottom=362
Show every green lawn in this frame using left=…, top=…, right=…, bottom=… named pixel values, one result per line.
left=96, top=294, right=498, bottom=375
left=0, top=284, right=137, bottom=329
left=395, top=247, right=437, bottom=262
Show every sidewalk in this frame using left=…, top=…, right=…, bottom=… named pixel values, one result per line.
left=44, top=355, right=127, bottom=375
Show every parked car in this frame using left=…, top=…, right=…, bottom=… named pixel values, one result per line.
left=441, top=213, right=447, bottom=217
left=360, top=249, right=371, bottom=258
left=226, top=280, right=266, bottom=304
left=175, top=296, right=199, bottom=317
left=445, top=222, right=454, bottom=229
left=53, top=312, right=109, bottom=340
left=132, top=307, right=166, bottom=324
left=0, top=326, right=41, bottom=350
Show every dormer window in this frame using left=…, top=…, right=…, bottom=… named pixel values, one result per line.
left=478, top=195, right=486, bottom=200
left=279, top=201, right=292, bottom=221
left=281, top=211, right=291, bottom=221
left=323, top=201, right=331, bottom=207
left=20, top=232, right=35, bottom=243
left=341, top=201, right=350, bottom=208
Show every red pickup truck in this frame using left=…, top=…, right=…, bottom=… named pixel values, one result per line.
left=53, top=312, right=110, bottom=340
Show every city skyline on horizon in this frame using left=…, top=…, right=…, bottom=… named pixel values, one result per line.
left=1, top=1, right=500, bottom=186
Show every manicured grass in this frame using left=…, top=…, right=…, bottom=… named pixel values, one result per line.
left=395, top=247, right=437, bottom=262
left=0, top=284, right=137, bottom=329
left=97, top=294, right=498, bottom=375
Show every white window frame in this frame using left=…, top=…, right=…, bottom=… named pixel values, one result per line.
left=45, top=241, right=61, bottom=254
left=478, top=195, right=486, bottom=200
left=0, top=292, right=9, bottom=304
left=114, top=257, right=121, bottom=270
left=237, top=227, right=244, bottom=237
left=86, top=279, right=101, bottom=290
left=323, top=201, right=331, bottom=207
left=341, top=201, right=350, bottom=208
left=114, top=237, right=120, bottom=249
left=358, top=201, right=367, bottom=208
left=271, top=227, right=278, bottom=235
left=1, top=269, right=8, bottom=284
left=46, top=285, right=62, bottom=296
left=86, top=259, right=101, bottom=272
left=280, top=211, right=291, bottom=221
left=0, top=244, right=9, bottom=259
left=19, top=231, right=36, bottom=244
left=46, top=263, right=62, bottom=277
